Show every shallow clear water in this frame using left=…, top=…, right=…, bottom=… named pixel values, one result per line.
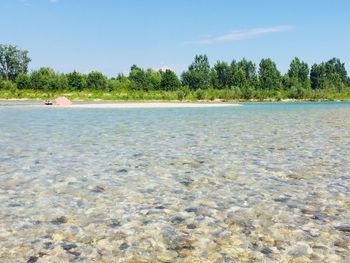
left=0, top=102, right=350, bottom=262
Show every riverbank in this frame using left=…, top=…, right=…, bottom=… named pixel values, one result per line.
left=1, top=89, right=350, bottom=103
left=1, top=97, right=349, bottom=104
left=0, top=101, right=242, bottom=109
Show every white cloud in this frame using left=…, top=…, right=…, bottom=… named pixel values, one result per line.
left=185, top=25, right=294, bottom=45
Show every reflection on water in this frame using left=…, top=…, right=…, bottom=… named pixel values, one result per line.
left=0, top=102, right=350, bottom=262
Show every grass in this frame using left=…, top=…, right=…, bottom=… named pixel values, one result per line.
left=1, top=88, right=350, bottom=102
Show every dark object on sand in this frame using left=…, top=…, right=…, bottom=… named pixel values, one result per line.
left=44, top=100, right=53, bottom=105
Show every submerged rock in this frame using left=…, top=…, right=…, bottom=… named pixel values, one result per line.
left=26, top=256, right=38, bottom=263
left=171, top=216, right=186, bottom=224
left=301, top=209, right=314, bottom=215
left=61, top=243, right=77, bottom=251
left=335, top=226, right=350, bottom=233
left=51, top=216, right=68, bottom=225
left=92, top=185, right=105, bottom=193
left=179, top=180, right=193, bottom=186
left=334, top=239, right=348, bottom=249
left=274, top=197, right=289, bottom=203
left=185, top=207, right=198, bottom=213
left=109, top=220, right=121, bottom=228
left=261, top=247, right=273, bottom=255
left=119, top=242, right=129, bottom=251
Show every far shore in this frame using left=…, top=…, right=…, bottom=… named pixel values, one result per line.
left=1, top=98, right=348, bottom=103
left=68, top=102, right=242, bottom=109
left=0, top=100, right=242, bottom=109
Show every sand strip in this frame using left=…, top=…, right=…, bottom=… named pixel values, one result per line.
left=67, top=103, right=241, bottom=109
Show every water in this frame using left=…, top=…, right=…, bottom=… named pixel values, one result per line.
left=0, top=102, right=350, bottom=262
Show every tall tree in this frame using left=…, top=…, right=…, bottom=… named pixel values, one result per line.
left=310, top=63, right=326, bottom=89
left=15, top=73, right=31, bottom=89
left=182, top=55, right=210, bottom=90
left=30, top=68, right=67, bottom=91
left=288, top=58, right=309, bottom=82
left=160, top=69, right=181, bottom=91
left=213, top=61, right=232, bottom=89
left=0, top=44, right=31, bottom=81
left=237, top=58, right=257, bottom=84
left=67, top=71, right=87, bottom=91
left=287, top=57, right=310, bottom=89
left=325, top=58, right=348, bottom=84
left=144, top=69, right=162, bottom=90
left=129, top=65, right=146, bottom=90
left=86, top=71, right=107, bottom=90
left=258, top=58, right=282, bottom=90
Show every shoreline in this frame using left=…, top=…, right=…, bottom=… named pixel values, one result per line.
left=0, top=98, right=349, bottom=103
left=0, top=101, right=242, bottom=109
left=68, top=102, right=242, bottom=109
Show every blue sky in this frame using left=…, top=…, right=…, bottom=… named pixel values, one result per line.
left=1, top=0, right=350, bottom=76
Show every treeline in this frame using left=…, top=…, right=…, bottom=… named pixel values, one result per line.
left=1, top=44, right=350, bottom=100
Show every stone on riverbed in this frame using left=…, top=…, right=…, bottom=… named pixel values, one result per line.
left=335, top=226, right=350, bottom=233
left=51, top=216, right=68, bottom=225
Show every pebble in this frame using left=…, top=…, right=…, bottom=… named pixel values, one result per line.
left=335, top=226, right=350, bottom=233
left=26, top=256, right=38, bottom=263
left=261, top=247, right=273, bottom=255
left=61, top=243, right=77, bottom=251
left=92, top=186, right=105, bottom=193
left=51, top=216, right=68, bottom=225
left=179, top=180, right=193, bottom=186
left=334, top=239, right=348, bottom=249
left=119, top=242, right=129, bottom=250
left=171, top=216, right=185, bottom=224
left=185, top=207, right=198, bottom=213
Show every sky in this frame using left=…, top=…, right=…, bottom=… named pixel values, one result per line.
left=1, top=0, right=350, bottom=76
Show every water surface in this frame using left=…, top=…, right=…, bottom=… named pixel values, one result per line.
left=0, top=102, right=350, bottom=262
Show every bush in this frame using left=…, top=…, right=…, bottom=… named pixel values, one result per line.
left=177, top=90, right=186, bottom=101
left=0, top=80, right=17, bottom=91
left=195, top=89, right=205, bottom=100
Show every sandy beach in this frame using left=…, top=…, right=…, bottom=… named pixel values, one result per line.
left=0, top=102, right=242, bottom=109
left=65, top=102, right=242, bottom=109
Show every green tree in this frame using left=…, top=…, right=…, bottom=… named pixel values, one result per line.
left=325, top=58, right=348, bottom=84
left=67, top=71, right=87, bottom=91
left=0, top=44, right=31, bottom=81
left=310, top=63, right=326, bottom=89
left=237, top=58, right=258, bottom=88
left=129, top=65, right=146, bottom=90
left=30, top=68, right=67, bottom=91
left=108, top=76, right=131, bottom=91
left=182, top=55, right=210, bottom=90
left=288, top=58, right=309, bottom=83
left=310, top=58, right=348, bottom=91
left=213, top=61, right=232, bottom=89
left=16, top=73, right=31, bottom=89
left=287, top=57, right=310, bottom=89
left=144, top=69, right=161, bottom=90
left=86, top=71, right=107, bottom=90
left=160, top=69, right=181, bottom=91
left=258, top=58, right=282, bottom=90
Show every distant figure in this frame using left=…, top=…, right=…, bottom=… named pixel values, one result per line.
left=55, top=96, right=72, bottom=106
left=44, top=99, right=53, bottom=105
